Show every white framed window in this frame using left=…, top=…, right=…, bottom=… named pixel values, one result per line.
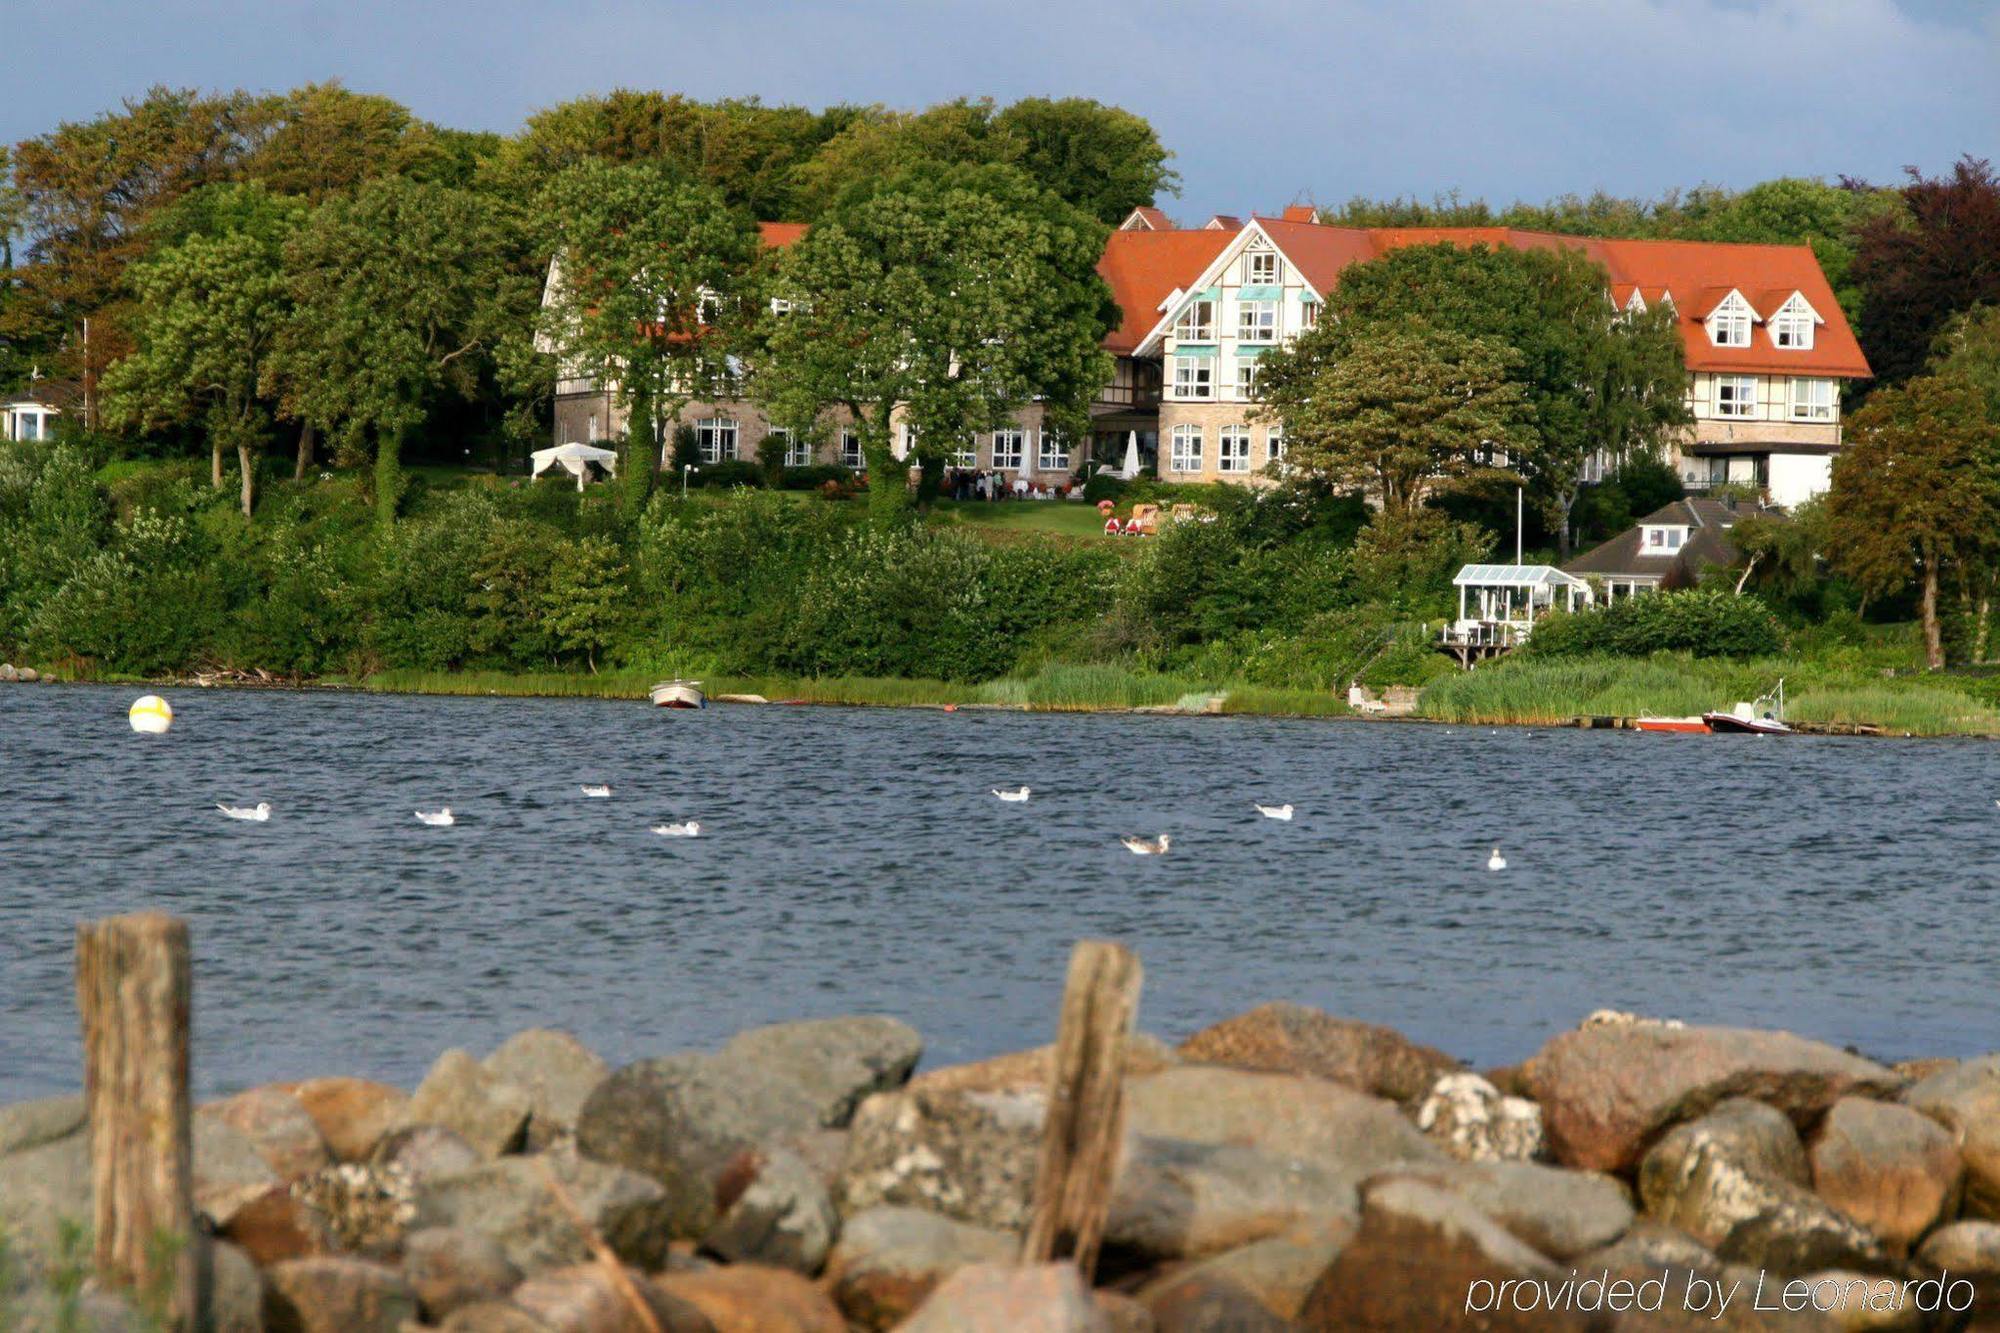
left=898, top=423, right=918, bottom=458
left=1237, top=301, right=1278, bottom=342
left=1038, top=432, right=1070, bottom=472
left=1234, top=359, right=1260, bottom=400
left=1174, top=298, right=1216, bottom=342
left=1299, top=300, right=1320, bottom=329
left=695, top=417, right=737, bottom=462
left=1772, top=304, right=1814, bottom=349
left=1643, top=526, right=1686, bottom=551
left=1218, top=427, right=1251, bottom=474
left=769, top=297, right=793, bottom=317
left=951, top=439, right=977, bottom=468
left=1173, top=356, right=1213, bottom=400
left=1265, top=427, right=1285, bottom=464
left=697, top=292, right=723, bottom=326
left=840, top=428, right=863, bottom=469
left=1708, top=296, right=1751, bottom=348
left=1714, top=376, right=1758, bottom=419
left=772, top=429, right=811, bottom=467
left=1789, top=378, right=1835, bottom=421
left=1169, top=424, right=1203, bottom=473
left=1244, top=249, right=1280, bottom=284
left=991, top=428, right=1025, bottom=470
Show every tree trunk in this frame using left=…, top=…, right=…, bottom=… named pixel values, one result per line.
left=1978, top=593, right=1993, bottom=665
left=865, top=436, right=912, bottom=527
left=294, top=420, right=315, bottom=481
left=237, top=444, right=256, bottom=519
left=375, top=429, right=404, bottom=528
left=76, top=913, right=199, bottom=1329
left=1922, top=562, right=1943, bottom=670
left=211, top=437, right=224, bottom=490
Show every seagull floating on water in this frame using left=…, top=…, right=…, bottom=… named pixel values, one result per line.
left=652, top=821, right=701, bottom=838
left=1121, top=834, right=1171, bottom=856
left=415, top=809, right=455, bottom=827
left=1487, top=848, right=1508, bottom=871
left=580, top=784, right=612, bottom=798
left=217, top=802, right=271, bottom=822
left=992, top=786, right=1031, bottom=802
left=1254, top=803, right=1294, bottom=821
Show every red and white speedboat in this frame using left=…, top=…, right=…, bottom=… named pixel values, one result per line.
left=1634, top=715, right=1709, bottom=734
left=1702, top=681, right=1791, bottom=734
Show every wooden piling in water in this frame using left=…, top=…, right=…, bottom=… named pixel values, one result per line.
left=1021, top=939, right=1144, bottom=1280
left=76, top=912, right=198, bottom=1329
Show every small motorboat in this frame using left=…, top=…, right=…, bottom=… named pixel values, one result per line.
left=1704, top=680, right=1791, bottom=734
left=1634, top=715, right=1709, bottom=734
left=649, top=680, right=706, bottom=710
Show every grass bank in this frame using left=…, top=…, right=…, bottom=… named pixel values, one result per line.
left=1418, top=654, right=2000, bottom=736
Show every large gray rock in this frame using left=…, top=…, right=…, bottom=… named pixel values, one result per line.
left=1582, top=1222, right=1840, bottom=1331
left=823, top=1206, right=1018, bottom=1330
left=836, top=1085, right=1045, bottom=1230
left=575, top=1052, right=826, bottom=1236
left=1138, top=1270, right=1293, bottom=1332
left=205, top=1238, right=267, bottom=1333
left=1914, top=1219, right=2000, bottom=1317
left=482, top=1029, right=609, bottom=1150
left=4, top=1290, right=148, bottom=1331
left=1125, top=1066, right=1444, bottom=1171
left=1178, top=1001, right=1461, bottom=1103
left=1108, top=1136, right=1360, bottom=1262
left=507, top=1265, right=713, bottom=1333
left=200, top=1087, right=334, bottom=1184
left=1809, top=1097, right=1961, bottom=1256
left=196, top=1113, right=284, bottom=1229
left=1374, top=1159, right=1635, bottom=1261
left=898, top=1261, right=1110, bottom=1333
left=699, top=1145, right=838, bottom=1274
left=1301, top=1176, right=1590, bottom=1331
left=1903, top=1053, right=2000, bottom=1218
left=439, top=1303, right=553, bottom=1332
left=371, top=1123, right=482, bottom=1182
left=719, top=1015, right=922, bottom=1128
left=0, top=1133, right=91, bottom=1284
left=401, top=1049, right=532, bottom=1159
left=262, top=1256, right=419, bottom=1333
left=403, top=1226, right=525, bottom=1321
left=651, top=1265, right=846, bottom=1332
left=1143, top=1229, right=1351, bottom=1323
left=0, top=1094, right=84, bottom=1157
left=1522, top=1022, right=1903, bottom=1173
left=412, top=1151, right=674, bottom=1273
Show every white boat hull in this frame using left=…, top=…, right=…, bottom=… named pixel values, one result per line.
left=649, top=681, right=706, bottom=709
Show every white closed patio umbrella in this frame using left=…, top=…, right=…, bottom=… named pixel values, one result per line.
left=531, top=442, right=620, bottom=492
left=1120, top=430, right=1141, bottom=479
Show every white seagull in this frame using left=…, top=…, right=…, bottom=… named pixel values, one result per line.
left=1254, top=803, right=1294, bottom=821
left=652, top=821, right=701, bottom=838
left=580, top=784, right=612, bottom=798
left=415, top=808, right=455, bottom=827
left=992, top=786, right=1032, bottom=803
left=1487, top=848, right=1508, bottom=872
left=217, top=802, right=271, bottom=822
left=1120, top=834, right=1171, bottom=856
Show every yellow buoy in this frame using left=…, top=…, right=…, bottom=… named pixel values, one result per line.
left=129, top=695, right=173, bottom=735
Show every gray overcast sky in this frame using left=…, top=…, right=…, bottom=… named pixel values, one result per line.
left=5, top=0, right=1995, bottom=220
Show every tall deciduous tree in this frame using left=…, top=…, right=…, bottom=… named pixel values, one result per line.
left=754, top=162, right=1114, bottom=522
left=1826, top=373, right=2000, bottom=668
left=271, top=177, right=528, bottom=525
left=989, top=98, right=1178, bottom=226
left=1930, top=304, right=2000, bottom=419
left=1256, top=320, right=1530, bottom=515
left=1851, top=157, right=2000, bottom=386
left=100, top=184, right=304, bottom=516
left=534, top=160, right=755, bottom=509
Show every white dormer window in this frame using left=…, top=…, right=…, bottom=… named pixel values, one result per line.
left=1174, top=298, right=1216, bottom=342
left=1624, top=290, right=1647, bottom=315
left=1643, top=526, right=1687, bottom=552
left=1771, top=295, right=1817, bottom=350
left=1245, top=250, right=1280, bottom=285
left=1709, top=294, right=1752, bottom=348
left=769, top=297, right=792, bottom=317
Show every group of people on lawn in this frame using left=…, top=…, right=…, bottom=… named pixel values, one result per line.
left=943, top=467, right=1082, bottom=502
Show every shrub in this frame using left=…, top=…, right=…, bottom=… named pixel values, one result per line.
left=784, top=527, right=1011, bottom=680
left=779, top=464, right=854, bottom=491
left=1527, top=589, right=1786, bottom=658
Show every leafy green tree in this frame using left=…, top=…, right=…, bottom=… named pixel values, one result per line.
left=990, top=98, right=1177, bottom=225
left=1826, top=373, right=2000, bottom=668
left=755, top=162, right=1114, bottom=523
left=271, top=177, right=529, bottom=525
left=1930, top=304, right=2000, bottom=419
left=534, top=160, right=755, bottom=510
left=239, top=82, right=444, bottom=201
left=1852, top=157, right=2000, bottom=386
left=542, top=534, right=627, bottom=671
left=100, top=184, right=305, bottom=515
left=788, top=101, right=1016, bottom=214
left=1257, top=319, right=1529, bottom=515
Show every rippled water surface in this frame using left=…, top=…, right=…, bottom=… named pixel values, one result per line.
left=2, top=684, right=1993, bottom=1098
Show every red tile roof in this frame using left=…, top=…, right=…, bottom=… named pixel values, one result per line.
left=1204, top=214, right=1245, bottom=231
left=1096, top=228, right=1236, bottom=354
left=758, top=222, right=807, bottom=248
left=1280, top=205, right=1319, bottom=223
left=1121, top=206, right=1175, bottom=231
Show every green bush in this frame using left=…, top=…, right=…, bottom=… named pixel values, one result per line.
left=784, top=527, right=1012, bottom=680
left=1527, top=590, right=1786, bottom=659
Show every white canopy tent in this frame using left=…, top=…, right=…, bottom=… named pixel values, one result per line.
left=531, top=443, right=620, bottom=492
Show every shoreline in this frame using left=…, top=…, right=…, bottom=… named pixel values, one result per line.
left=10, top=664, right=2000, bottom=736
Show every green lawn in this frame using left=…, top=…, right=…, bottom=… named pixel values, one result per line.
left=931, top=498, right=1114, bottom=540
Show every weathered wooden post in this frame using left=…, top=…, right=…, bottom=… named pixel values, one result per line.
left=1021, top=939, right=1143, bottom=1279
left=76, top=912, right=197, bottom=1328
